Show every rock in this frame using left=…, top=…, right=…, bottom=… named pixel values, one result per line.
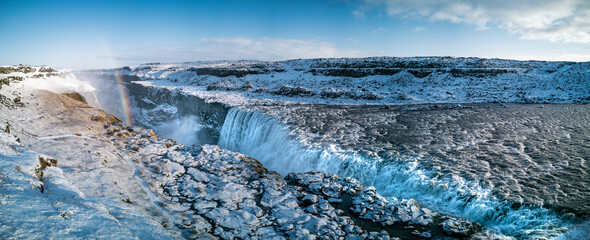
left=3, top=122, right=9, bottom=133
left=147, top=129, right=158, bottom=138
left=439, top=217, right=480, bottom=237
left=90, top=116, right=107, bottom=122
left=190, top=215, right=213, bottom=234
left=193, top=200, right=217, bottom=214
left=187, top=168, right=210, bottom=183
left=62, top=92, right=87, bottom=103
left=328, top=197, right=342, bottom=205
left=301, top=193, right=319, bottom=206
left=270, top=85, right=313, bottom=97
left=419, top=231, right=432, bottom=239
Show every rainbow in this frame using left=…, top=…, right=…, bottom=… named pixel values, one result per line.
left=99, top=38, right=133, bottom=126
left=114, top=70, right=133, bottom=125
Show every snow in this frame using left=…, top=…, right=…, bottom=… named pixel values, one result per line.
left=116, top=57, right=590, bottom=107
left=0, top=67, right=101, bottom=108
left=0, top=73, right=179, bottom=239
left=0, top=131, right=177, bottom=239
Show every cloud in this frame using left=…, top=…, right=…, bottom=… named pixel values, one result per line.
left=371, top=27, right=388, bottom=34
left=352, top=10, right=365, bottom=19
left=108, top=37, right=368, bottom=64
left=508, top=53, right=590, bottom=62
left=413, top=27, right=427, bottom=32
left=353, top=0, right=590, bottom=43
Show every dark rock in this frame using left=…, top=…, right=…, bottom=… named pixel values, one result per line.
left=301, top=193, right=319, bottom=206
left=270, top=85, right=313, bottom=97
left=439, top=217, right=481, bottom=237
left=62, top=92, right=87, bottom=104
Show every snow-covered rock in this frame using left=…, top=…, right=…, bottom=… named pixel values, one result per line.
left=110, top=57, right=590, bottom=107
left=440, top=217, right=481, bottom=237
left=0, top=70, right=178, bottom=239
left=109, top=123, right=481, bottom=239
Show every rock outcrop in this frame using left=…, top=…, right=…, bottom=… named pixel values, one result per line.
left=110, top=124, right=480, bottom=239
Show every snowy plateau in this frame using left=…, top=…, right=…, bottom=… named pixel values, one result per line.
left=1, top=57, right=589, bottom=240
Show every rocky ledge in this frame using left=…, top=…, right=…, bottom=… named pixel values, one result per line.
left=110, top=123, right=480, bottom=239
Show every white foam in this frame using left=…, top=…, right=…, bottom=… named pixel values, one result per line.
left=555, top=221, right=590, bottom=240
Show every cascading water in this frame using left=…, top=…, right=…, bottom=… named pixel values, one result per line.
left=218, top=107, right=578, bottom=239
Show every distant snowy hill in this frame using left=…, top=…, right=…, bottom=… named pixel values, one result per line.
left=119, top=57, right=590, bottom=106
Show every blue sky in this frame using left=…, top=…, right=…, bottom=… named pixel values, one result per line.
left=1, top=0, right=589, bottom=69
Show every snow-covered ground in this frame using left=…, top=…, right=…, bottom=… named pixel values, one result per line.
left=0, top=68, right=179, bottom=239
left=118, top=57, right=590, bottom=107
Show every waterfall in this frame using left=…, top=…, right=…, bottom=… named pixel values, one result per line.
left=218, top=108, right=318, bottom=174
left=218, top=107, right=574, bottom=239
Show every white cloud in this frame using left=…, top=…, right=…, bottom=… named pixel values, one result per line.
left=371, top=27, right=388, bottom=34
left=508, top=54, right=590, bottom=62
left=352, top=10, right=365, bottom=19
left=413, top=27, right=427, bottom=32
left=200, top=37, right=254, bottom=46
left=109, top=37, right=368, bottom=64
left=353, top=0, right=590, bottom=43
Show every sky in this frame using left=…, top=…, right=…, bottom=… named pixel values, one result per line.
left=1, top=0, right=590, bottom=69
